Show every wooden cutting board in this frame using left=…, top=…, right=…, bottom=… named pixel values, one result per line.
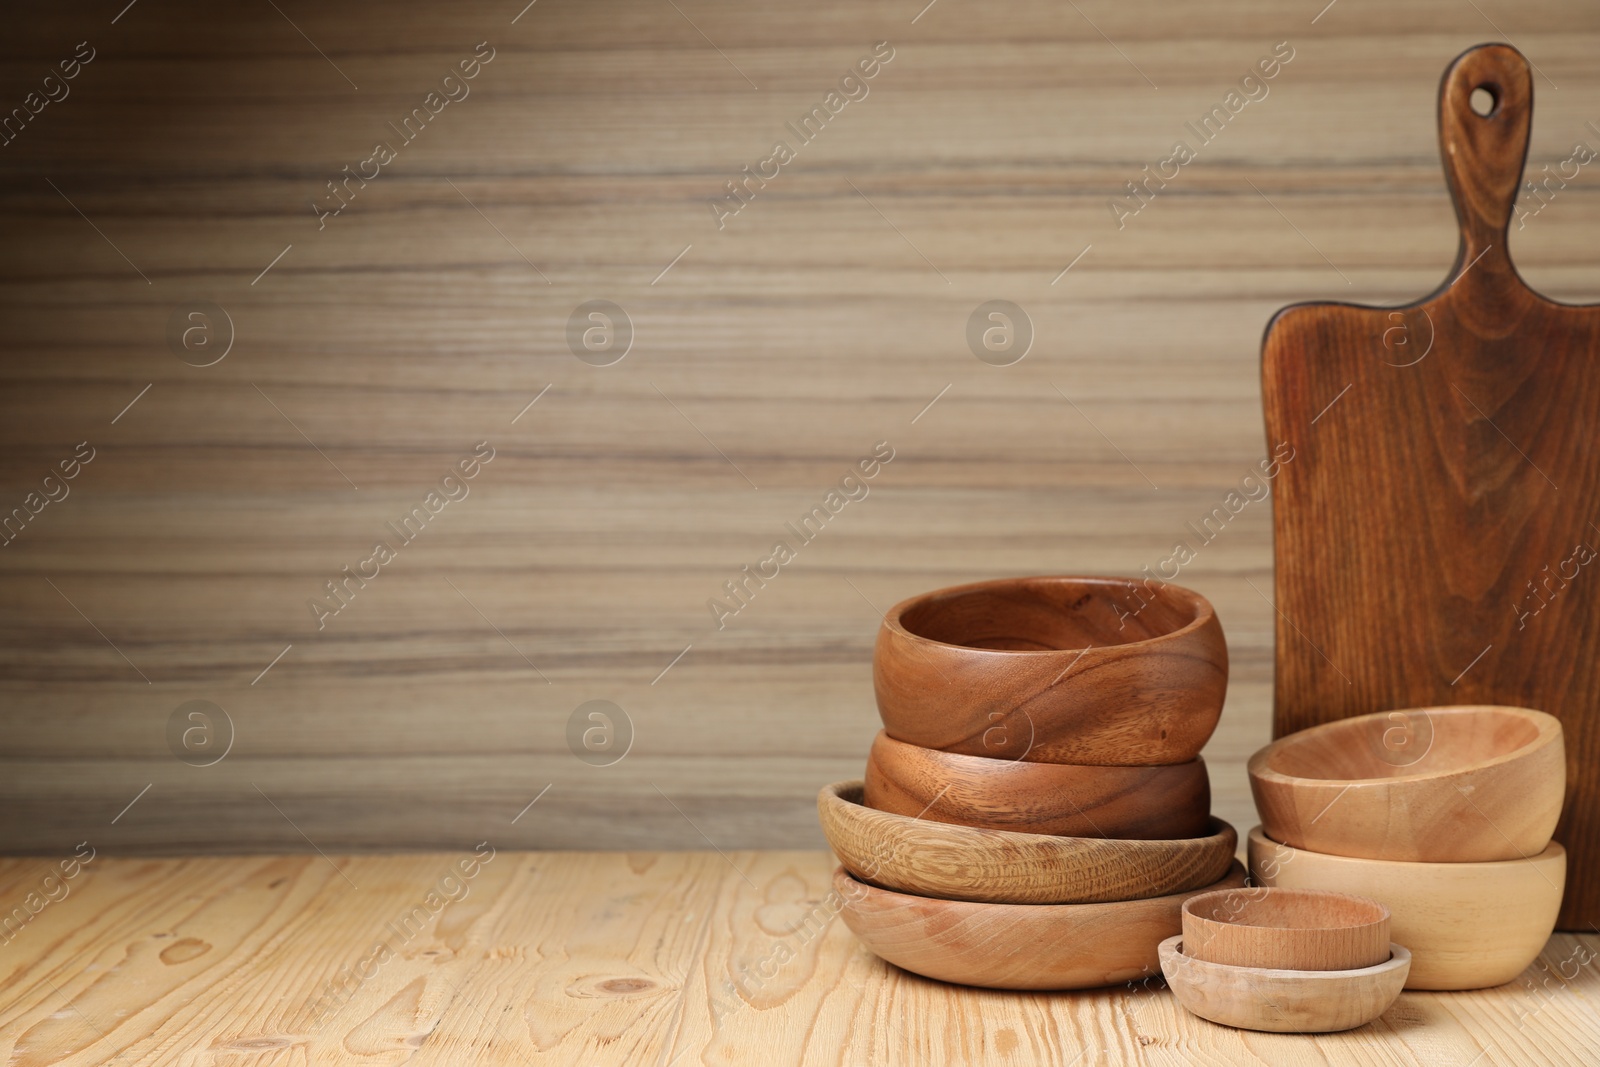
left=1262, top=43, right=1600, bottom=930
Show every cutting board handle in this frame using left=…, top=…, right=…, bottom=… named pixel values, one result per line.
left=1438, top=43, right=1532, bottom=279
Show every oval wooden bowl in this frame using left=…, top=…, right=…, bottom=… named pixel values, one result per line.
left=1159, top=936, right=1409, bottom=1033
left=1249, top=705, right=1564, bottom=863
left=818, top=780, right=1236, bottom=905
left=863, top=731, right=1211, bottom=839
left=1181, top=886, right=1389, bottom=971
left=835, top=861, right=1247, bottom=990
left=1248, top=826, right=1565, bottom=990
left=873, top=576, right=1228, bottom=765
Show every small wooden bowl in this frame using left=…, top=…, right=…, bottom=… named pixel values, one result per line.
left=874, top=576, right=1227, bottom=765
left=1180, top=886, right=1390, bottom=971
left=835, top=861, right=1247, bottom=990
left=1249, top=705, right=1564, bottom=863
left=1248, top=826, right=1565, bottom=990
left=817, top=780, right=1236, bottom=905
left=863, top=731, right=1211, bottom=839
left=1159, top=936, right=1410, bottom=1033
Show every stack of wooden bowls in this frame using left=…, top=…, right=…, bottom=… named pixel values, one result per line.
left=1247, top=705, right=1567, bottom=990
left=819, top=575, right=1243, bottom=990
left=1160, top=886, right=1410, bottom=1032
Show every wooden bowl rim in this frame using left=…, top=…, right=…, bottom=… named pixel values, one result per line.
left=880, top=574, right=1217, bottom=657
left=821, top=779, right=1233, bottom=851
left=1248, top=705, right=1562, bottom=788
left=834, top=860, right=1248, bottom=916
left=1247, top=825, right=1567, bottom=873
left=1161, top=935, right=1412, bottom=981
left=1181, top=886, right=1390, bottom=932
left=869, top=728, right=1207, bottom=776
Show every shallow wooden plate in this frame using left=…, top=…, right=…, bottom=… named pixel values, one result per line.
left=836, top=862, right=1247, bottom=990
left=818, top=780, right=1235, bottom=905
left=1161, top=936, right=1410, bottom=1032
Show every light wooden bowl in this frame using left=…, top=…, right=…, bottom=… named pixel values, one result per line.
left=874, top=576, right=1227, bottom=765
left=1248, top=826, right=1564, bottom=990
left=1180, top=886, right=1389, bottom=971
left=835, top=861, right=1247, bottom=990
left=863, top=730, right=1211, bottom=839
left=818, top=781, right=1236, bottom=905
left=1160, top=936, right=1410, bottom=1033
left=1249, top=705, right=1564, bottom=863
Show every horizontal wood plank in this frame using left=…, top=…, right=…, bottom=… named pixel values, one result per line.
left=1, top=0, right=1599, bottom=857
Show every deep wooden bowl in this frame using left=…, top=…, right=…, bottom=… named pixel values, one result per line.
left=1180, top=886, right=1390, bottom=971
left=817, top=780, right=1236, bottom=905
left=862, top=731, right=1211, bottom=839
left=1249, top=705, right=1564, bottom=863
left=834, top=861, right=1247, bottom=990
left=873, top=576, right=1228, bottom=765
left=1160, top=936, right=1410, bottom=1033
left=1248, top=826, right=1565, bottom=990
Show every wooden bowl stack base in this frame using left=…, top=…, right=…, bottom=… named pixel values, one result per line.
left=1248, top=827, right=1565, bottom=991
left=822, top=574, right=1239, bottom=990
left=1162, top=887, right=1408, bottom=1032
left=1248, top=705, right=1567, bottom=990
left=821, top=781, right=1236, bottom=906
left=1160, top=938, right=1411, bottom=1033
left=836, top=863, right=1248, bottom=991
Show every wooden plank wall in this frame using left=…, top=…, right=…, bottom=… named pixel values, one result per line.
left=1, top=0, right=1597, bottom=852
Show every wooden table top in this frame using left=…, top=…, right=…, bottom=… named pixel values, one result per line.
left=2, top=850, right=1596, bottom=1065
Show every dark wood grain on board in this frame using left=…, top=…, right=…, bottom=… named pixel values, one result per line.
left=1263, top=44, right=1600, bottom=928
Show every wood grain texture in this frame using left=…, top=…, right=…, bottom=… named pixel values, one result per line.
left=1262, top=42, right=1600, bottom=927
left=863, top=730, right=1211, bottom=839
left=1181, top=886, right=1391, bottom=972
left=820, top=780, right=1235, bottom=905
left=0, top=849, right=1595, bottom=1064
left=1161, top=937, right=1410, bottom=1034
left=1249, top=826, right=1567, bottom=991
left=874, top=575, right=1227, bottom=764
left=3, top=0, right=1600, bottom=864
left=1249, top=706, right=1565, bottom=862
left=833, top=861, right=1249, bottom=991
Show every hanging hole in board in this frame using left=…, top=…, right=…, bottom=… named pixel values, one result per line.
left=1470, top=86, right=1497, bottom=117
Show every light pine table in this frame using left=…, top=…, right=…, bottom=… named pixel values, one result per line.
left=1, top=850, right=1596, bottom=1065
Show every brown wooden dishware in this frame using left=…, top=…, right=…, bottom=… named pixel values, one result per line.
left=834, top=861, right=1248, bottom=990
left=1180, top=886, right=1390, bottom=971
left=818, top=780, right=1235, bottom=905
left=1160, top=937, right=1410, bottom=1033
left=1249, top=826, right=1566, bottom=990
left=863, top=730, right=1210, bottom=839
left=873, top=575, right=1227, bottom=765
left=1249, top=705, right=1564, bottom=862
left=1262, top=41, right=1600, bottom=927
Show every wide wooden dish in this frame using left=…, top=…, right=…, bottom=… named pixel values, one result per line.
left=1160, top=936, right=1410, bottom=1033
left=818, top=781, right=1235, bottom=905
left=873, top=575, right=1227, bottom=765
left=1248, top=826, right=1565, bottom=990
left=834, top=861, right=1247, bottom=990
left=1249, top=705, right=1564, bottom=862
left=1181, top=886, right=1390, bottom=971
left=863, top=730, right=1210, bottom=839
